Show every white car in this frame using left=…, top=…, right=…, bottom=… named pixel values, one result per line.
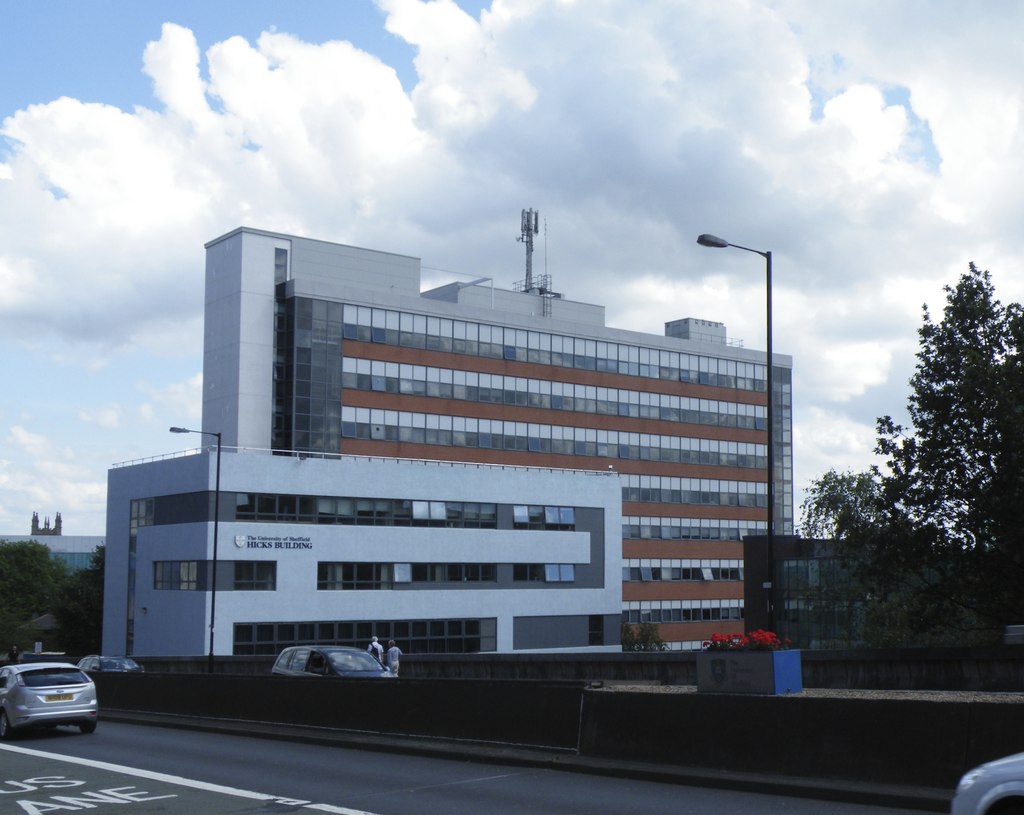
left=0, top=662, right=98, bottom=739
left=952, top=752, right=1024, bottom=815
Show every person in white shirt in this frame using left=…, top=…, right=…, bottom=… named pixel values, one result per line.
left=367, top=636, right=384, bottom=663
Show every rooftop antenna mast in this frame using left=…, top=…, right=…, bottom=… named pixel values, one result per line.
left=519, top=208, right=539, bottom=291
left=514, top=208, right=560, bottom=315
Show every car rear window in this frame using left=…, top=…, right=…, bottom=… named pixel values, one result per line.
left=22, top=668, right=91, bottom=687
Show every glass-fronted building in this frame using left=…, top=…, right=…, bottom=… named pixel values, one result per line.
left=104, top=227, right=793, bottom=656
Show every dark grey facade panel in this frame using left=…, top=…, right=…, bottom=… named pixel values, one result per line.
left=514, top=615, right=591, bottom=650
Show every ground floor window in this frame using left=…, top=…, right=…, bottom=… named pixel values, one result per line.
left=233, top=617, right=497, bottom=655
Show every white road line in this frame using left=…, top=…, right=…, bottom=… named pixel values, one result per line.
left=0, top=743, right=377, bottom=815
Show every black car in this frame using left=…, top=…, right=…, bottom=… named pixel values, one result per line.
left=271, top=646, right=394, bottom=678
left=77, top=656, right=144, bottom=673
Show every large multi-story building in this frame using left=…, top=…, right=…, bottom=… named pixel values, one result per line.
left=103, top=226, right=792, bottom=657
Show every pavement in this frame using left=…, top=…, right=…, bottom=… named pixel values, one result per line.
left=103, top=709, right=954, bottom=812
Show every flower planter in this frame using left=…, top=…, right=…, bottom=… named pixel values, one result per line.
left=696, top=649, right=802, bottom=695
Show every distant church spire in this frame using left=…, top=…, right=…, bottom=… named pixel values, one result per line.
left=30, top=511, right=62, bottom=536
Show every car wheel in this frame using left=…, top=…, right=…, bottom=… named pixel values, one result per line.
left=79, top=721, right=97, bottom=735
left=0, top=711, right=15, bottom=741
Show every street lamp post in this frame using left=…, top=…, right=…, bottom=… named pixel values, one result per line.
left=170, top=426, right=222, bottom=674
left=696, top=234, right=775, bottom=623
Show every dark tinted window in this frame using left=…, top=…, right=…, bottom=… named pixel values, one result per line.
left=326, top=649, right=384, bottom=673
left=21, top=668, right=91, bottom=687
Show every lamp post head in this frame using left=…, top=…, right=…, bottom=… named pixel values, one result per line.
left=697, top=233, right=729, bottom=248
left=169, top=426, right=190, bottom=434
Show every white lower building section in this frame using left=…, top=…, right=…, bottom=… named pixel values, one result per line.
left=105, top=451, right=622, bottom=657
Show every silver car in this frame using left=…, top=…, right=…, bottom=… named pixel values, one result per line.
left=0, top=662, right=98, bottom=739
left=952, top=752, right=1024, bottom=815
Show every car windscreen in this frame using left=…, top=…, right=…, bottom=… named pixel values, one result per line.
left=327, top=651, right=382, bottom=672
left=100, top=658, right=138, bottom=670
left=21, top=668, right=91, bottom=687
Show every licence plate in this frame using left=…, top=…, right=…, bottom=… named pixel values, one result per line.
left=45, top=693, right=73, bottom=702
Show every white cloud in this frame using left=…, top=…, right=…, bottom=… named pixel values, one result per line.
left=381, top=0, right=538, bottom=132
left=79, top=403, right=123, bottom=430
left=792, top=405, right=881, bottom=524
left=7, top=425, right=55, bottom=460
left=2, top=0, right=1024, bottom=533
left=138, top=373, right=203, bottom=422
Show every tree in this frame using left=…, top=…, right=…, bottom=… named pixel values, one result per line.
left=800, top=468, right=885, bottom=542
left=0, top=540, right=69, bottom=620
left=621, top=622, right=668, bottom=651
left=0, top=539, right=69, bottom=651
left=872, top=263, right=1024, bottom=640
left=54, top=546, right=105, bottom=655
left=801, top=264, right=1024, bottom=645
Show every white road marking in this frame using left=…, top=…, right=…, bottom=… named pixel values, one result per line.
left=0, top=743, right=376, bottom=814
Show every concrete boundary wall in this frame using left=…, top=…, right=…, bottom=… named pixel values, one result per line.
left=134, top=647, right=1024, bottom=690
left=93, top=674, right=584, bottom=751
left=92, top=674, right=1024, bottom=791
left=578, top=692, right=1024, bottom=790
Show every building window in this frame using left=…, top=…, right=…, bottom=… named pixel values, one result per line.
left=233, top=561, right=277, bottom=591
left=623, top=516, right=763, bottom=542
left=622, top=559, right=744, bottom=582
left=341, top=407, right=766, bottom=472
left=409, top=563, right=497, bottom=582
left=544, top=564, right=575, bottom=582
left=513, top=505, right=576, bottom=530
left=317, top=562, right=392, bottom=590
left=589, top=614, right=604, bottom=646
left=514, top=564, right=574, bottom=582
left=154, top=561, right=199, bottom=591
left=621, top=599, right=744, bottom=625
left=513, top=564, right=546, bottom=582
left=235, top=493, right=498, bottom=529
left=274, top=247, right=289, bottom=284
left=340, top=305, right=766, bottom=393
left=233, top=617, right=497, bottom=655
left=340, top=356, right=766, bottom=431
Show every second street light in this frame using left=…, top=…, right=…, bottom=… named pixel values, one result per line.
left=169, top=426, right=222, bottom=674
left=696, top=233, right=775, bottom=623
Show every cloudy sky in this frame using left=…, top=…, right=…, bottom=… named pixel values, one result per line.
left=3, top=0, right=1023, bottom=536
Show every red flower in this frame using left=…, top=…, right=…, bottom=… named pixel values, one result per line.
left=702, top=630, right=790, bottom=651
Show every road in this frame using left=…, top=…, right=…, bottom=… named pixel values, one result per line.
left=1, top=722, right=936, bottom=815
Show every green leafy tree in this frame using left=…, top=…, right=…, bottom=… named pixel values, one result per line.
left=802, top=264, right=1024, bottom=645
left=621, top=622, right=668, bottom=651
left=874, top=263, right=1024, bottom=640
left=0, top=539, right=69, bottom=651
left=54, top=547, right=105, bottom=655
left=0, top=540, right=69, bottom=618
left=0, top=607, right=23, bottom=656
left=800, top=468, right=885, bottom=542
